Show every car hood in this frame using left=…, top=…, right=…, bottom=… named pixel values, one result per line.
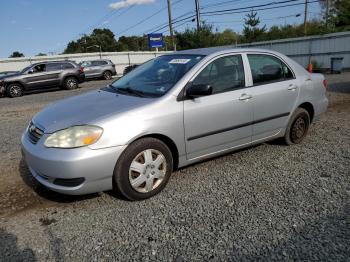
left=0, top=72, right=21, bottom=80
left=33, top=88, right=153, bottom=133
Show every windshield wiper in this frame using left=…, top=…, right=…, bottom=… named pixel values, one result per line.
left=115, top=87, right=148, bottom=97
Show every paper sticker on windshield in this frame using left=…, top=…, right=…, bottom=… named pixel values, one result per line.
left=169, top=59, right=191, bottom=64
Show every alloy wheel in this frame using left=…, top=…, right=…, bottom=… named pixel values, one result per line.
left=104, top=72, right=112, bottom=80
left=9, top=85, right=22, bottom=97
left=67, top=79, right=77, bottom=89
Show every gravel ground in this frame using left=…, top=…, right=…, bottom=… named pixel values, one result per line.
left=0, top=74, right=349, bottom=261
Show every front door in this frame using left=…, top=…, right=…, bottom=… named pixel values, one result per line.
left=22, top=64, right=47, bottom=89
left=184, top=54, right=253, bottom=160
left=246, top=53, right=299, bottom=141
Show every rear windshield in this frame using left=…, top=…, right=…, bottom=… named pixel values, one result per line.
left=110, top=54, right=204, bottom=97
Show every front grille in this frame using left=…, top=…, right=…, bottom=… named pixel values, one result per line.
left=28, top=122, right=44, bottom=144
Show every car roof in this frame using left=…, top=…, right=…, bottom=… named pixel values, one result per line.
left=172, top=47, right=282, bottom=57
left=31, top=60, right=75, bottom=66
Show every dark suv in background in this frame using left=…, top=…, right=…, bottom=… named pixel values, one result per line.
left=79, top=60, right=116, bottom=80
left=0, top=61, right=85, bottom=98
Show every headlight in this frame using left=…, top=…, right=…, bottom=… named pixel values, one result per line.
left=44, top=125, right=103, bottom=148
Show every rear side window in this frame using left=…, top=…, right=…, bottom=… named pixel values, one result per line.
left=247, top=54, right=294, bottom=85
left=46, top=63, right=74, bottom=71
left=92, top=61, right=107, bottom=66
left=62, top=63, right=74, bottom=69
left=193, top=55, right=245, bottom=94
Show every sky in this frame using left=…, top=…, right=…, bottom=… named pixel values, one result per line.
left=0, top=0, right=322, bottom=58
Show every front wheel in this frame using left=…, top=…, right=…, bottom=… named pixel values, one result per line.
left=6, top=83, right=23, bottom=98
left=114, top=138, right=173, bottom=201
left=284, top=108, right=310, bottom=145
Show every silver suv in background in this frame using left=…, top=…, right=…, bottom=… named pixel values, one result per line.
left=0, top=61, right=85, bottom=98
left=79, top=60, right=117, bottom=80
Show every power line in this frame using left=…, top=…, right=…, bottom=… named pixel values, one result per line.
left=208, top=13, right=302, bottom=24
left=115, top=0, right=184, bottom=36
left=201, top=0, right=299, bottom=15
left=201, top=0, right=320, bottom=16
left=143, top=0, right=308, bottom=34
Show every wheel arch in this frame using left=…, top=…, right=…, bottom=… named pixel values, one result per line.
left=129, top=133, right=179, bottom=171
left=5, top=81, right=25, bottom=89
left=297, top=102, right=315, bottom=122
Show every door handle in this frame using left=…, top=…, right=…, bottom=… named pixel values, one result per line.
left=239, top=94, right=252, bottom=101
left=287, top=84, right=297, bottom=91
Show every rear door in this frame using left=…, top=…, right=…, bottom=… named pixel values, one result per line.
left=89, top=61, right=104, bottom=77
left=246, top=53, right=299, bottom=141
left=45, top=63, right=64, bottom=86
left=184, top=54, right=253, bottom=160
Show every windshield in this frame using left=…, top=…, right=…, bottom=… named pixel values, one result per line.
left=21, top=66, right=31, bottom=73
left=110, top=54, right=204, bottom=97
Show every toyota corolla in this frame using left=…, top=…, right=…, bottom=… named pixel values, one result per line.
left=21, top=47, right=328, bottom=200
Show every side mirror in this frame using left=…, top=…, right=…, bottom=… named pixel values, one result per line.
left=27, top=69, right=34, bottom=74
left=186, top=84, right=212, bottom=98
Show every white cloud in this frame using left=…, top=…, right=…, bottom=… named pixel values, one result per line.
left=102, top=20, right=109, bottom=25
left=109, top=0, right=155, bottom=10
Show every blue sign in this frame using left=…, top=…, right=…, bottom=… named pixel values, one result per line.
left=148, top=33, right=164, bottom=48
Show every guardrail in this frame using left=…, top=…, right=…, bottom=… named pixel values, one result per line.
left=0, top=51, right=172, bottom=75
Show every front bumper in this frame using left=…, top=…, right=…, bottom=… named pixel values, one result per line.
left=21, top=131, right=126, bottom=195
left=0, top=85, right=5, bottom=96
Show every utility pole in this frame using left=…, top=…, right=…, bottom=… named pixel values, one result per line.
left=303, top=0, right=308, bottom=35
left=167, top=0, right=175, bottom=50
left=326, top=0, right=329, bottom=25
left=195, top=0, right=201, bottom=31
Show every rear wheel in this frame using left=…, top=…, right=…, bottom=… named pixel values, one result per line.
left=284, top=108, right=310, bottom=145
left=103, top=71, right=112, bottom=80
left=6, top=83, right=23, bottom=98
left=114, top=137, right=173, bottom=201
left=64, top=77, right=78, bottom=90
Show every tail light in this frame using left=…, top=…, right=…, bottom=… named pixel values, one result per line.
left=323, top=79, right=328, bottom=88
left=112, top=64, right=115, bottom=68
left=79, top=67, right=84, bottom=73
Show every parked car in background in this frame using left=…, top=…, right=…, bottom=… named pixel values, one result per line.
left=123, top=64, right=139, bottom=75
left=22, top=47, right=328, bottom=200
left=0, top=61, right=85, bottom=98
left=79, top=59, right=116, bottom=80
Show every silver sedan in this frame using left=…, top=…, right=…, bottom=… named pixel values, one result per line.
left=21, top=47, right=328, bottom=200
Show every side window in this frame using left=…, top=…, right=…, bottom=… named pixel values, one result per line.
left=192, top=55, right=245, bottom=94
left=92, top=61, right=105, bottom=66
left=247, top=54, right=294, bottom=85
left=62, top=63, right=74, bottom=69
left=81, top=61, right=92, bottom=67
left=32, top=64, right=46, bottom=73
left=46, top=63, right=62, bottom=71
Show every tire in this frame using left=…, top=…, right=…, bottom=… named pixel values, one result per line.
left=284, top=108, right=310, bottom=145
left=114, top=137, right=173, bottom=201
left=6, top=83, right=23, bottom=98
left=64, top=77, right=79, bottom=90
left=103, top=71, right=112, bottom=80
